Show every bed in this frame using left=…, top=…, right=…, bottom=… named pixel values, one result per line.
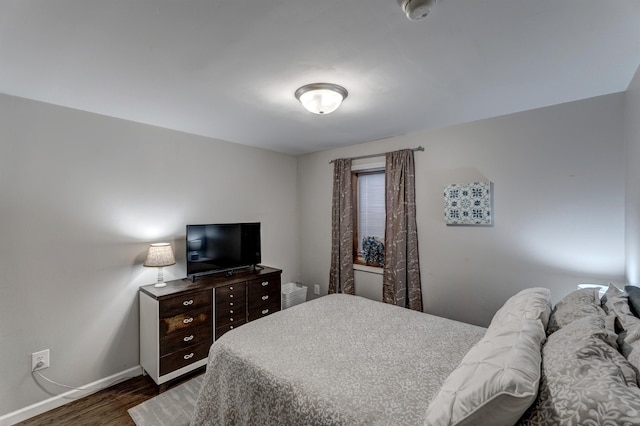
left=190, top=286, right=640, bottom=426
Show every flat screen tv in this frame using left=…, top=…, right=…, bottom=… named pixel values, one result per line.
left=186, top=222, right=261, bottom=279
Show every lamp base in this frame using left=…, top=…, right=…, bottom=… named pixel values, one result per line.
left=154, top=266, right=167, bottom=288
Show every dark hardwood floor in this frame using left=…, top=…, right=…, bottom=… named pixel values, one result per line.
left=16, top=369, right=203, bottom=426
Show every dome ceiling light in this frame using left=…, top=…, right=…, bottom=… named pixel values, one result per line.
left=295, top=83, right=348, bottom=115
left=398, top=0, right=440, bottom=21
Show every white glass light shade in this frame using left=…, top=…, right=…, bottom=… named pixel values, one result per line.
left=295, top=83, right=348, bottom=115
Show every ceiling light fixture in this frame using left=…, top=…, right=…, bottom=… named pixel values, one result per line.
left=397, top=0, right=439, bottom=20
left=295, top=83, right=348, bottom=115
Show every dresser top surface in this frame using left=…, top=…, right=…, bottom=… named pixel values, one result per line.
left=139, top=266, right=281, bottom=300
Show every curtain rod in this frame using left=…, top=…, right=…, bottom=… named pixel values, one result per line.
left=329, top=146, right=424, bottom=164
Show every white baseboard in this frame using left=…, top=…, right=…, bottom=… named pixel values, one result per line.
left=0, top=366, right=143, bottom=426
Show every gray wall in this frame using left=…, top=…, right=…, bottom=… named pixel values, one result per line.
left=626, top=66, right=640, bottom=286
left=299, top=92, right=627, bottom=326
left=0, top=94, right=299, bottom=416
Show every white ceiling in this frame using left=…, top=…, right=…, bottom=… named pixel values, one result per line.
left=1, top=0, right=639, bottom=155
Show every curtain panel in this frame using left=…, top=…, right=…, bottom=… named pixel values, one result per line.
left=383, top=149, right=423, bottom=311
left=329, top=158, right=355, bottom=295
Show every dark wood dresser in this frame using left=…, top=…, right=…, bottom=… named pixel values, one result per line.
left=139, top=266, right=282, bottom=386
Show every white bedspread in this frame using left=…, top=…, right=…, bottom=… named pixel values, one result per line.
left=190, top=294, right=486, bottom=426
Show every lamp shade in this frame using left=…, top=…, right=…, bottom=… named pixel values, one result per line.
left=143, top=243, right=176, bottom=268
left=295, top=83, right=348, bottom=115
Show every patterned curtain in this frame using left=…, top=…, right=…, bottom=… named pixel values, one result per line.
left=329, top=159, right=355, bottom=294
left=382, top=149, right=423, bottom=311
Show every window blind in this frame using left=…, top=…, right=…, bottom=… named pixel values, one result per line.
left=357, top=172, right=385, bottom=253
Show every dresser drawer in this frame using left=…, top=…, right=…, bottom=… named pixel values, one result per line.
left=159, top=341, right=211, bottom=376
left=215, top=302, right=246, bottom=320
left=160, top=323, right=212, bottom=357
left=160, top=290, right=212, bottom=319
left=247, top=283, right=280, bottom=307
left=159, top=306, right=211, bottom=337
left=247, top=298, right=281, bottom=322
left=216, top=306, right=247, bottom=328
left=215, top=320, right=247, bottom=340
left=247, top=275, right=281, bottom=297
left=215, top=283, right=246, bottom=305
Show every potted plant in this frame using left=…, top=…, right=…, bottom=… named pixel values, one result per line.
left=362, top=236, right=385, bottom=267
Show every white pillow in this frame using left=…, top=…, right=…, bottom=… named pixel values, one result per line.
left=490, top=287, right=552, bottom=329
left=424, top=318, right=545, bottom=426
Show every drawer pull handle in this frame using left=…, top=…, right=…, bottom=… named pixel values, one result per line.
left=230, top=318, right=234, bottom=322
left=230, top=310, right=234, bottom=314
left=230, top=286, right=233, bottom=290
left=183, top=299, right=194, bottom=306
left=230, top=302, right=234, bottom=306
left=262, top=281, right=269, bottom=287
left=230, top=295, right=234, bottom=298
left=183, top=317, right=194, bottom=324
left=183, top=335, right=194, bottom=342
left=262, top=309, right=269, bottom=314
left=262, top=295, right=269, bottom=301
left=184, top=353, right=194, bottom=360
left=230, top=325, right=234, bottom=329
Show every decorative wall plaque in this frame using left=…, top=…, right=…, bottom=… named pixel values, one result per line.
left=444, top=182, right=492, bottom=225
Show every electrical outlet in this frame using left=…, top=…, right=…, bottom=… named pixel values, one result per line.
left=314, top=284, right=320, bottom=295
left=32, top=349, right=50, bottom=371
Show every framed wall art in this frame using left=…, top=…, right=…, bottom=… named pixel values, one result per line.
left=444, top=182, right=493, bottom=226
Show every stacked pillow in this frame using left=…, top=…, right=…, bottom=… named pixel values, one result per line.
left=424, top=288, right=550, bottom=426
left=517, top=284, right=640, bottom=425
left=490, top=287, right=552, bottom=329
left=545, top=287, right=604, bottom=334
left=425, top=285, right=640, bottom=425
left=519, top=315, right=640, bottom=425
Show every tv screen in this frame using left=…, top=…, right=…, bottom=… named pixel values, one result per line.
left=186, top=223, right=261, bottom=277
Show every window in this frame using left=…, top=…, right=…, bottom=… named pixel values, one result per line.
left=353, top=169, right=385, bottom=266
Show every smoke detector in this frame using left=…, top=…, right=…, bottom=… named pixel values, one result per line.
left=398, top=0, right=439, bottom=20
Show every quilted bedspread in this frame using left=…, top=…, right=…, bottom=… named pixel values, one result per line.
left=190, top=294, right=486, bottom=426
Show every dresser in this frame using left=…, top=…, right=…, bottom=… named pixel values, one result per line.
left=139, top=266, right=282, bottom=386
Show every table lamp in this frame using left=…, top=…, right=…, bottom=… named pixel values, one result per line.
left=144, top=242, right=176, bottom=288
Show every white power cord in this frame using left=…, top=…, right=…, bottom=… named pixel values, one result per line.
left=32, top=362, right=131, bottom=392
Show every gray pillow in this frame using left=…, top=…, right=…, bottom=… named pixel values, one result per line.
left=618, top=322, right=640, bottom=383
left=625, top=285, right=640, bottom=318
left=601, top=284, right=637, bottom=332
left=601, top=283, right=624, bottom=315
left=518, top=315, right=640, bottom=425
left=546, top=288, right=604, bottom=335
